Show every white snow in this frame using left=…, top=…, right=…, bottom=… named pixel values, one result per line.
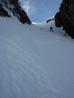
left=0, top=17, right=74, bottom=98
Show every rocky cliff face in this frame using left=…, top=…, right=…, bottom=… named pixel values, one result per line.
left=0, top=0, right=31, bottom=24
left=55, top=0, right=74, bottom=38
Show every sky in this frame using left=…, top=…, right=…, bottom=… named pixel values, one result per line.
left=20, top=0, right=62, bottom=22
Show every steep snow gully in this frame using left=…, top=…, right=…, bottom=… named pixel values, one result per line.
left=0, top=17, right=74, bottom=98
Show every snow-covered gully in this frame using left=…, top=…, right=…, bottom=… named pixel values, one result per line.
left=0, top=17, right=74, bottom=98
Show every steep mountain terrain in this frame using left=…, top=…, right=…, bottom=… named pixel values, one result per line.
left=0, top=0, right=31, bottom=24
left=0, top=17, right=74, bottom=98
left=0, top=1, right=74, bottom=98
left=55, top=0, right=74, bottom=38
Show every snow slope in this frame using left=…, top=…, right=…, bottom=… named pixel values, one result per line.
left=0, top=17, right=74, bottom=98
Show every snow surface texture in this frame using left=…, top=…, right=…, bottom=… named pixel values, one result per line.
left=0, top=17, right=74, bottom=98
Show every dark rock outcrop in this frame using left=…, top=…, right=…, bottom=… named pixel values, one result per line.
left=46, top=18, right=54, bottom=23
left=0, top=3, right=10, bottom=17
left=0, top=0, right=31, bottom=24
left=55, top=0, right=74, bottom=38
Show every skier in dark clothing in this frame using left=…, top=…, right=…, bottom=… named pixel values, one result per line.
left=50, top=27, right=53, bottom=32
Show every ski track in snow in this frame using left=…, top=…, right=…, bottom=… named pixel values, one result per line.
left=0, top=17, right=74, bottom=98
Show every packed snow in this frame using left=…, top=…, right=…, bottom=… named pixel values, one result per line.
left=0, top=17, right=74, bottom=98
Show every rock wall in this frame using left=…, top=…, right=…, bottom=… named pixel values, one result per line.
left=0, top=3, right=10, bottom=17
left=0, top=0, right=31, bottom=24
left=55, top=0, right=74, bottom=38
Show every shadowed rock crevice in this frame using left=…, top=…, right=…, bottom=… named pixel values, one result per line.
left=0, top=0, right=31, bottom=24
left=55, top=0, right=74, bottom=38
